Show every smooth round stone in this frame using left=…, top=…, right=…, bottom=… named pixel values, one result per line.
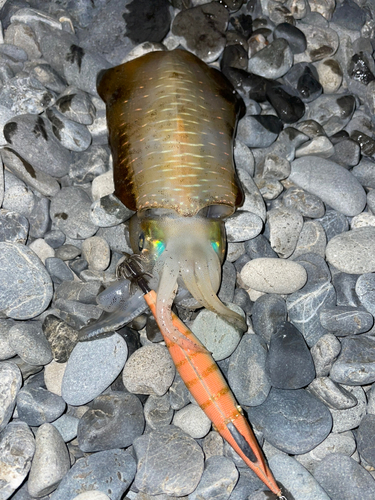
left=234, top=139, right=255, bottom=177
left=283, top=62, right=322, bottom=103
left=246, top=388, right=332, bottom=454
left=191, top=303, right=243, bottom=361
left=317, top=209, right=349, bottom=241
left=46, top=107, right=92, bottom=152
left=240, top=258, right=307, bottom=294
left=225, top=211, right=263, bottom=242
left=17, top=386, right=66, bottom=426
left=267, top=206, right=304, bottom=258
left=326, top=227, right=375, bottom=274
left=329, top=138, right=360, bottom=168
left=144, top=393, right=173, bottom=430
left=62, top=333, right=127, bottom=405
left=295, top=135, right=334, bottom=158
left=44, top=230, right=66, bottom=249
left=0, top=209, right=29, bottom=244
left=50, top=449, right=136, bottom=500
left=228, top=334, right=271, bottom=406
left=3, top=114, right=71, bottom=177
left=0, top=422, right=35, bottom=499
left=236, top=168, right=267, bottom=222
left=77, top=392, right=145, bottom=452
left=252, top=294, right=287, bottom=343
left=0, top=242, right=53, bottom=319
left=304, top=94, right=356, bottom=136
left=290, top=220, right=327, bottom=260
left=50, top=187, right=98, bottom=240
left=28, top=423, right=70, bottom=497
left=55, top=244, right=81, bottom=261
left=313, top=454, right=375, bottom=499
left=330, top=335, right=375, bottom=385
left=8, top=321, right=53, bottom=365
left=352, top=158, right=375, bottom=188
left=81, top=236, right=110, bottom=271
left=307, top=377, right=358, bottom=410
left=28, top=238, right=55, bottom=263
left=290, top=157, right=366, bottom=216
left=274, top=23, right=306, bottom=54
left=44, top=360, right=67, bottom=396
left=90, top=195, right=134, bottom=228
left=0, top=361, right=22, bottom=432
left=189, top=455, right=238, bottom=500
left=244, top=233, right=277, bottom=259
left=54, top=89, right=96, bottom=125
left=332, top=0, right=367, bottom=30
left=269, top=454, right=330, bottom=500
left=45, top=257, right=74, bottom=284
left=123, top=344, right=175, bottom=396
left=133, top=425, right=204, bottom=496
left=51, top=414, right=79, bottom=442
left=248, top=38, right=293, bottom=79
left=172, top=403, right=211, bottom=439
left=294, top=24, right=339, bottom=63
left=0, top=319, right=17, bottom=360
left=356, top=272, right=375, bottom=316
left=315, top=58, right=343, bottom=93
left=237, top=115, right=282, bottom=148
left=266, top=321, right=315, bottom=390
left=329, top=385, right=367, bottom=433
left=319, top=306, right=373, bottom=335
left=43, top=315, right=79, bottom=363
left=265, top=84, right=305, bottom=124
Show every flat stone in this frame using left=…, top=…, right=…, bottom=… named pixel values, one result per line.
left=240, top=258, right=307, bottom=294
left=0, top=242, right=53, bottom=319
left=326, top=227, right=375, bottom=274
left=17, top=386, right=66, bottom=427
left=189, top=455, right=238, bottom=500
left=319, top=306, right=373, bottom=335
left=329, top=385, right=366, bottom=433
left=8, top=321, right=53, bottom=365
left=330, top=335, right=375, bottom=385
left=307, top=377, right=358, bottom=410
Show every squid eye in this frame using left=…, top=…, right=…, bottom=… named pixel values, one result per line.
left=138, top=233, right=145, bottom=251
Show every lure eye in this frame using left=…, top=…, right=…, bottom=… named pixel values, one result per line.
left=138, top=233, right=145, bottom=251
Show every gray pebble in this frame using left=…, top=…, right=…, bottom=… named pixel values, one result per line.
left=355, top=272, right=375, bottom=315
left=252, top=294, right=287, bottom=343
left=55, top=244, right=81, bottom=261
left=43, top=230, right=66, bottom=249
left=191, top=303, right=243, bottom=361
left=203, top=431, right=224, bottom=460
left=236, top=168, right=266, bottom=222
left=0, top=242, right=53, bottom=319
left=267, top=206, right=303, bottom=258
left=307, top=377, right=358, bottom=410
left=290, top=156, right=366, bottom=216
left=0, top=422, right=35, bottom=499
left=326, top=227, right=375, bottom=274
left=269, top=454, right=330, bottom=500
left=50, top=449, right=136, bottom=500
left=0, top=361, right=22, bottom=432
left=50, top=187, right=98, bottom=239
left=54, top=88, right=96, bottom=125
left=90, top=194, right=134, bottom=228
left=81, top=236, right=110, bottom=271
left=168, top=372, right=190, bottom=411
left=46, top=107, right=92, bottom=152
left=240, top=258, right=307, bottom=294
left=28, top=423, right=70, bottom=497
left=290, top=220, right=327, bottom=259
left=43, top=315, right=79, bottom=363
left=144, top=393, right=173, bottom=430
left=310, top=333, right=342, bottom=377
left=329, top=385, right=366, bottom=432
left=247, top=388, right=332, bottom=454
left=2, top=173, right=35, bottom=218
left=304, top=93, right=355, bottom=136
left=123, top=344, right=175, bottom=396
left=8, top=321, right=53, bottom=365
left=69, top=145, right=109, bottom=184
left=45, top=257, right=75, bottom=284
left=333, top=272, right=360, bottom=307
left=228, top=334, right=271, bottom=406
left=225, top=211, right=263, bottom=243
left=357, top=414, right=375, bottom=468
left=0, top=319, right=17, bottom=360
left=319, top=306, right=373, bottom=335
left=330, top=335, right=375, bottom=385
left=0, top=209, right=28, bottom=244
left=62, top=333, right=127, bottom=405
left=17, top=386, right=66, bottom=427
left=189, top=455, right=238, bottom=500
left=237, top=116, right=281, bottom=149
left=283, top=187, right=325, bottom=218
left=133, top=425, right=204, bottom=496
left=317, top=209, right=349, bottom=241
left=313, top=454, right=375, bottom=500
left=172, top=403, right=211, bottom=439
left=51, top=414, right=79, bottom=442
left=248, top=38, right=293, bottom=79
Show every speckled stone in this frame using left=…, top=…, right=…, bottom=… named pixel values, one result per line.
left=310, top=334, right=342, bottom=377
left=267, top=206, right=304, bottom=258
left=81, top=236, right=110, bottom=271
left=0, top=361, right=22, bottom=432
left=189, top=455, right=238, bottom=500
left=329, top=386, right=366, bottom=433
left=8, top=321, right=53, bottom=365
left=144, top=393, right=173, bottom=430
left=252, top=294, right=287, bottom=343
left=43, top=315, right=79, bottom=363
left=307, top=377, right=358, bottom=410
left=172, top=403, right=211, bottom=439
left=16, top=386, right=66, bottom=427
left=326, top=227, right=375, bottom=274
left=330, top=335, right=375, bottom=385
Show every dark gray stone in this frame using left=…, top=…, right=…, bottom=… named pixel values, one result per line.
left=273, top=23, right=307, bottom=54
left=133, top=425, right=204, bottom=496
left=237, top=115, right=282, bottom=148
left=169, top=372, right=191, bottom=411
left=0, top=208, right=28, bottom=243
left=189, top=455, right=238, bottom=500
left=310, top=333, right=342, bottom=377
left=316, top=209, right=349, bottom=241
left=319, top=306, right=373, bottom=335
left=144, top=393, right=173, bottom=430
left=69, top=145, right=109, bottom=184
left=45, top=257, right=74, bottom=284
left=0, top=361, right=22, bottom=432
left=266, top=321, right=315, bottom=389
left=17, top=386, right=66, bottom=426
left=357, top=414, right=375, bottom=468
left=332, top=272, right=360, bottom=307
left=304, top=94, right=356, bottom=136
left=54, top=88, right=96, bottom=125
left=244, top=234, right=277, bottom=259
left=43, top=315, right=79, bottom=363
left=8, top=321, right=52, bottom=365
left=252, top=294, right=287, bottom=343
left=330, top=335, right=375, bottom=385
left=247, top=38, right=293, bottom=79
left=246, top=388, right=332, bottom=454
left=43, top=229, right=66, bottom=249
left=46, top=107, right=92, bottom=152
left=282, top=187, right=325, bottom=218
left=352, top=158, right=375, bottom=188
left=356, top=272, right=375, bottom=316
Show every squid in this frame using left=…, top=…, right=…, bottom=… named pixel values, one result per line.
left=79, top=49, right=285, bottom=498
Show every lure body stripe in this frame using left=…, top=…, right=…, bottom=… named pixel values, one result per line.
left=97, top=49, right=244, bottom=216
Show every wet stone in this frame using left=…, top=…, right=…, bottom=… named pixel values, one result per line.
left=319, top=306, right=373, bottom=335
left=0, top=242, right=53, bottom=319
left=228, top=334, right=271, bottom=406
left=0, top=209, right=28, bottom=244
left=273, top=22, right=307, bottom=54
left=248, top=38, right=293, bottom=79
left=326, top=227, right=375, bottom=274
left=54, top=89, right=96, bottom=125
left=133, top=425, right=204, bottom=496
left=62, top=333, right=127, bottom=405
left=0, top=422, right=35, bottom=499
left=171, top=2, right=228, bottom=63
left=246, top=388, right=332, bottom=454
left=330, top=335, right=375, bottom=385
left=77, top=392, right=145, bottom=452
left=189, top=455, right=238, bottom=500
left=17, top=386, right=66, bottom=427
left=3, top=114, right=72, bottom=178
left=43, top=315, right=78, bottom=363
left=252, top=294, right=287, bottom=344
left=46, top=107, right=92, bottom=153
left=191, top=303, right=243, bottom=361
left=123, top=344, right=175, bottom=396
left=295, top=24, right=339, bottom=63
left=316, top=209, right=349, bottom=241
left=266, top=321, right=315, bottom=389
left=144, top=393, right=173, bottom=430
left=269, top=454, right=330, bottom=500
left=305, top=94, right=356, bottom=136
left=307, top=377, right=358, bottom=410
left=45, top=257, right=74, bottom=284
left=50, top=187, right=98, bottom=240
left=50, top=448, right=136, bottom=500
left=28, top=423, right=70, bottom=498
left=290, top=157, right=366, bottom=216
left=267, top=206, right=304, bottom=258
left=314, top=454, right=375, bottom=500
left=266, top=83, right=305, bottom=124
left=0, top=361, right=22, bottom=432
left=8, top=321, right=53, bottom=365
